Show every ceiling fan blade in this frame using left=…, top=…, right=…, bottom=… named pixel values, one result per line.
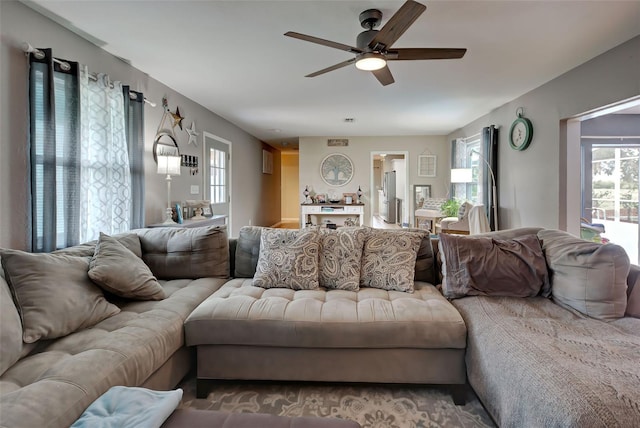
left=285, top=31, right=362, bottom=53
left=306, top=58, right=357, bottom=78
left=368, top=0, right=426, bottom=50
left=387, top=48, right=467, bottom=60
left=372, top=66, right=395, bottom=86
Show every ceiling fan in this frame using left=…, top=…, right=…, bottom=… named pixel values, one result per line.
left=285, top=0, right=467, bottom=86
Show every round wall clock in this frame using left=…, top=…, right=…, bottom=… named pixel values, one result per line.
left=509, top=111, right=533, bottom=151
left=320, top=153, right=354, bottom=187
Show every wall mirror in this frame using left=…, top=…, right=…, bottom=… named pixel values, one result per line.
left=414, top=184, right=432, bottom=209
left=153, top=132, right=179, bottom=163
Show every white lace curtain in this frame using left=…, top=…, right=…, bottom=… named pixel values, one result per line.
left=78, top=66, right=132, bottom=243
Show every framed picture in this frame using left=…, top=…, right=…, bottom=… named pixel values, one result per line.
left=262, top=150, right=273, bottom=174
left=414, top=184, right=432, bottom=209
left=202, top=205, right=213, bottom=217
left=417, top=155, right=437, bottom=177
left=315, top=194, right=327, bottom=204
left=320, top=153, right=354, bottom=187
left=342, top=192, right=356, bottom=204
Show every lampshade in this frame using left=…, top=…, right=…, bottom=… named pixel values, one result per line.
left=355, top=52, right=386, bottom=71
left=451, top=168, right=473, bottom=183
left=157, top=155, right=181, bottom=176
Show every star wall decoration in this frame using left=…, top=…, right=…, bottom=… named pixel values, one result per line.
left=186, top=122, right=199, bottom=146
left=171, top=106, right=185, bottom=130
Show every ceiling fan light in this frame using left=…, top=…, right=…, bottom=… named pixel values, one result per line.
left=355, top=53, right=386, bottom=71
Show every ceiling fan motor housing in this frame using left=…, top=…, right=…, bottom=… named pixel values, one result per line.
left=357, top=29, right=380, bottom=52
left=359, top=9, right=382, bottom=29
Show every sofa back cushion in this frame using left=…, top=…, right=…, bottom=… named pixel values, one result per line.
left=53, top=232, right=143, bottom=258
left=135, top=226, right=229, bottom=279
left=538, top=229, right=629, bottom=320
left=0, top=273, right=23, bottom=376
left=234, top=226, right=263, bottom=278
left=439, top=233, right=549, bottom=299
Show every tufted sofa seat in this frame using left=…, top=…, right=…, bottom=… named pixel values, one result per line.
left=185, top=226, right=468, bottom=401
left=186, top=279, right=465, bottom=349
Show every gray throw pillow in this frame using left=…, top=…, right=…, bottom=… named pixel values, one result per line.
left=0, top=274, right=23, bottom=376
left=319, top=227, right=368, bottom=291
left=253, top=228, right=320, bottom=290
left=0, top=249, right=120, bottom=343
left=360, top=229, right=424, bottom=293
left=538, top=229, right=629, bottom=320
left=439, top=233, right=549, bottom=299
left=89, top=233, right=165, bottom=300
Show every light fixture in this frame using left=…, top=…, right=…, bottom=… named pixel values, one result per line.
left=450, top=168, right=473, bottom=184
left=157, top=154, right=181, bottom=224
left=355, top=52, right=386, bottom=71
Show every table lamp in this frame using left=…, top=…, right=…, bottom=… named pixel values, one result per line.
left=157, top=154, right=181, bottom=224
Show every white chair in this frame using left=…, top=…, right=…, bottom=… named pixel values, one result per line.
left=440, top=203, right=490, bottom=235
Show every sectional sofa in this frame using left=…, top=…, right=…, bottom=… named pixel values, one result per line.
left=1, top=224, right=639, bottom=428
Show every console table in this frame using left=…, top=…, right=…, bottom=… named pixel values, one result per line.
left=148, top=215, right=227, bottom=228
left=300, top=204, right=364, bottom=228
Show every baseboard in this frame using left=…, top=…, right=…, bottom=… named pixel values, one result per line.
left=270, top=221, right=283, bottom=228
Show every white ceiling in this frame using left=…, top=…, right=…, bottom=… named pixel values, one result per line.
left=24, top=1, right=640, bottom=147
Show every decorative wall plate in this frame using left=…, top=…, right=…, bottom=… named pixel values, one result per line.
left=320, top=153, right=354, bottom=187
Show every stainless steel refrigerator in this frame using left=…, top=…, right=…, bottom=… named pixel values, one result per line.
left=381, top=171, right=396, bottom=223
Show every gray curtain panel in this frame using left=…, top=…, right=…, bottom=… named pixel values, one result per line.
left=123, top=87, right=145, bottom=229
left=28, top=49, right=80, bottom=252
left=481, top=125, right=499, bottom=230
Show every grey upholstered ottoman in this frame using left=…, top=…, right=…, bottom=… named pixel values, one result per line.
left=162, top=409, right=361, bottom=428
left=184, top=279, right=468, bottom=402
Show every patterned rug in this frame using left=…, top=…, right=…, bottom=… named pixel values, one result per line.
left=177, top=375, right=495, bottom=428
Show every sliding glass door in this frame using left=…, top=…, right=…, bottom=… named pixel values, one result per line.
left=582, top=142, right=639, bottom=263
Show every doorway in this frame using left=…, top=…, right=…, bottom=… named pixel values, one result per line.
left=577, top=100, right=640, bottom=264
left=203, top=132, right=231, bottom=232
left=280, top=152, right=300, bottom=227
left=370, top=151, right=409, bottom=228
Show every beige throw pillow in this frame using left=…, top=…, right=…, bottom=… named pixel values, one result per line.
left=0, top=249, right=120, bottom=343
left=319, top=227, right=368, bottom=291
left=360, top=229, right=424, bottom=293
left=89, top=233, right=165, bottom=300
left=438, top=233, right=549, bottom=299
left=253, top=228, right=320, bottom=290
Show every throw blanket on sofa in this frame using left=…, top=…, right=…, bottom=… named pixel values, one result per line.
left=452, top=296, right=640, bottom=428
left=71, top=386, right=182, bottom=428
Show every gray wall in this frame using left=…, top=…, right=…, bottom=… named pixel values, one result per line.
left=447, top=36, right=640, bottom=232
left=299, top=135, right=449, bottom=226
left=0, top=1, right=280, bottom=249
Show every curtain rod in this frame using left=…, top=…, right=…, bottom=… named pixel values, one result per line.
left=22, top=43, right=156, bottom=107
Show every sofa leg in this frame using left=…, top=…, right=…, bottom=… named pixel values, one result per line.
left=196, top=379, right=213, bottom=399
left=450, top=384, right=467, bottom=405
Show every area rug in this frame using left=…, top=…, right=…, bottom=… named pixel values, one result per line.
left=177, top=375, right=495, bottom=428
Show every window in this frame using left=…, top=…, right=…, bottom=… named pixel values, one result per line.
left=28, top=52, right=144, bottom=252
left=452, top=136, right=481, bottom=203
left=209, top=147, right=227, bottom=204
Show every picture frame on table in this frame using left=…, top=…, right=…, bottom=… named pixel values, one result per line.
left=202, top=205, right=213, bottom=217
left=315, top=194, right=327, bottom=204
